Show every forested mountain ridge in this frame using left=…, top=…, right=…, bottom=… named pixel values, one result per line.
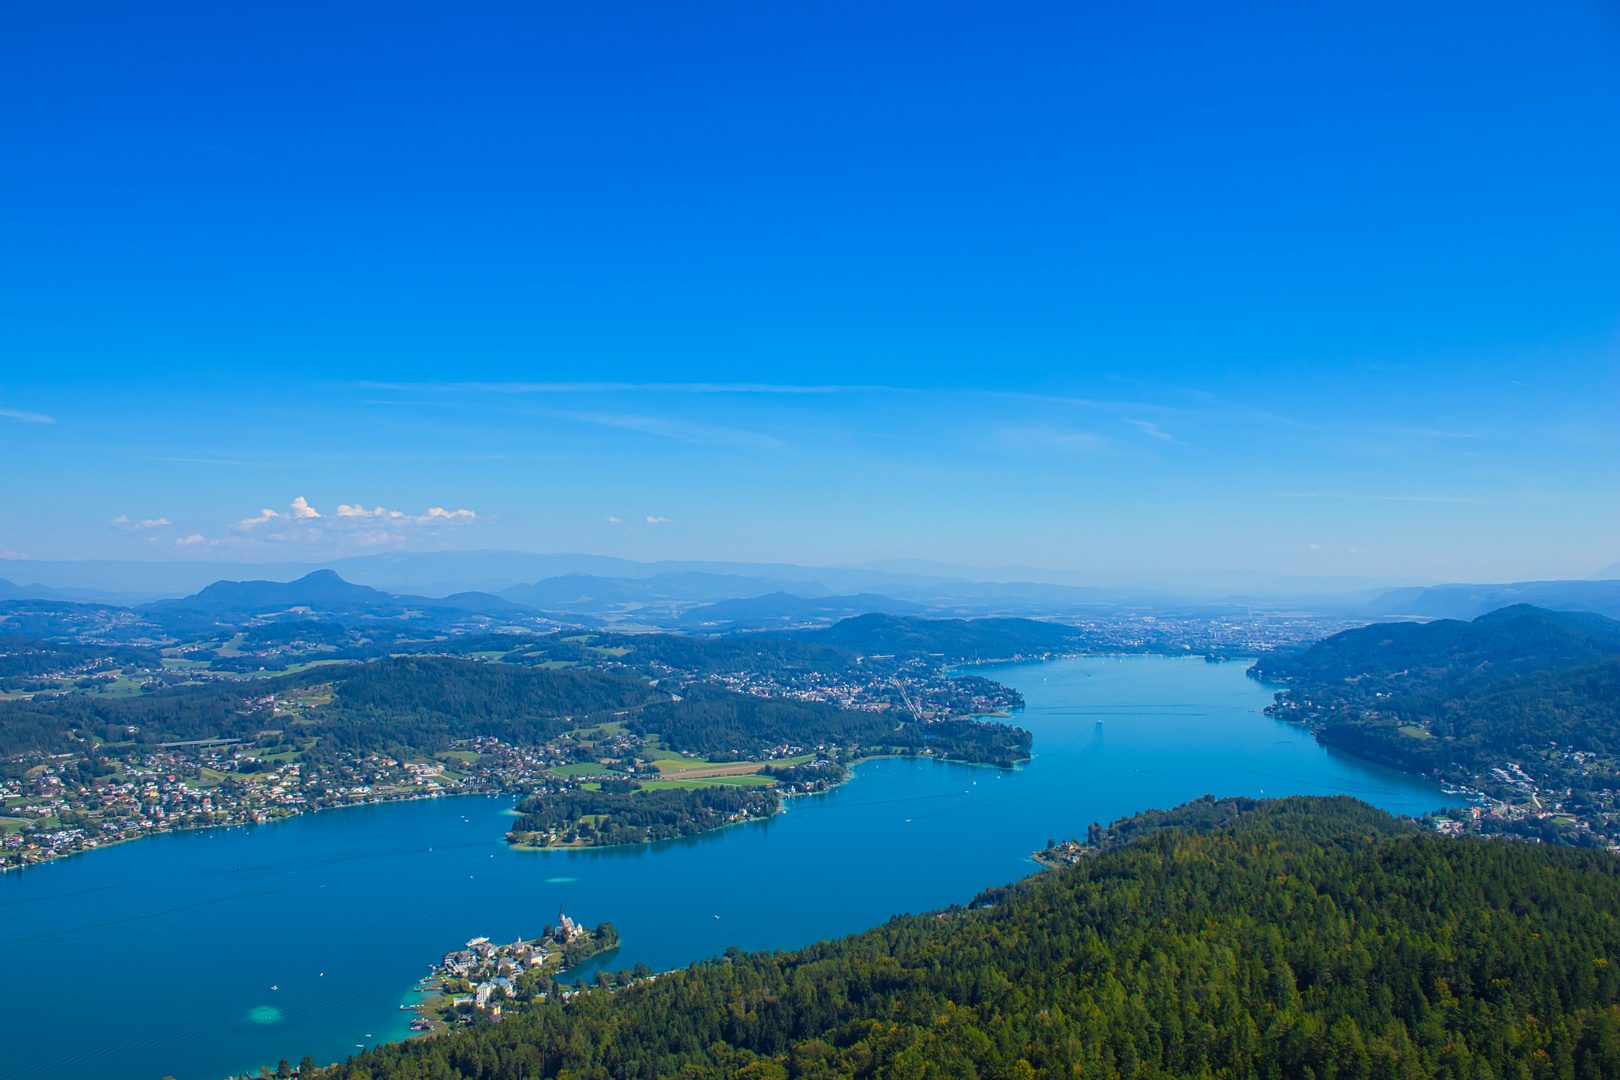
left=0, top=635, right=159, bottom=682
left=0, top=656, right=660, bottom=756
left=1249, top=605, right=1620, bottom=692
left=625, top=685, right=1031, bottom=765
left=794, top=613, right=1083, bottom=660
left=1251, top=606, right=1620, bottom=846
left=0, top=655, right=1027, bottom=764
left=318, top=795, right=1620, bottom=1080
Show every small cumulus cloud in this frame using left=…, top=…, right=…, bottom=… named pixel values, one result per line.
left=335, top=503, right=475, bottom=525
left=1309, top=544, right=1321, bottom=550
left=237, top=497, right=327, bottom=529
left=606, top=516, right=623, bottom=524
left=112, top=515, right=172, bottom=531
left=646, top=515, right=672, bottom=524
left=210, top=498, right=479, bottom=550
left=176, top=534, right=206, bottom=546
left=236, top=508, right=282, bottom=529
left=0, top=407, right=54, bottom=424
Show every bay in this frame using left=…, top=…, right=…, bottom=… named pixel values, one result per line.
left=0, top=656, right=1444, bottom=1080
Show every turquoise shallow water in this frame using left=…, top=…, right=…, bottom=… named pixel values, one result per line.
left=0, top=657, right=1444, bottom=1080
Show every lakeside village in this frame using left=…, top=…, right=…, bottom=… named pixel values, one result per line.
left=1265, top=688, right=1620, bottom=850
left=404, top=909, right=630, bottom=1033
left=0, top=611, right=1360, bottom=871
left=1422, top=747, right=1620, bottom=851
left=1, top=655, right=1014, bottom=869
left=1, top=710, right=848, bottom=869
left=1, top=724, right=638, bottom=869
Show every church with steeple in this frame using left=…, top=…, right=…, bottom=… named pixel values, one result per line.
left=553, top=905, right=586, bottom=942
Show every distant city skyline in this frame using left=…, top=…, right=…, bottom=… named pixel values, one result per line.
left=2, top=2, right=1616, bottom=582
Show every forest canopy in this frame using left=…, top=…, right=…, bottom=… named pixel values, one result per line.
left=322, top=794, right=1620, bottom=1080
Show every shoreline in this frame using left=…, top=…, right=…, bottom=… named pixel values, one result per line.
left=507, top=744, right=1032, bottom=852
left=2, top=786, right=498, bottom=873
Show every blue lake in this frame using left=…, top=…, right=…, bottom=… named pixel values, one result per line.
left=0, top=656, right=1445, bottom=1080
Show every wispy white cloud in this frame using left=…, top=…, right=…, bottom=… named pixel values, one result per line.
left=1390, top=427, right=1484, bottom=440
left=1270, top=491, right=1483, bottom=504
left=998, top=426, right=1130, bottom=457
left=175, top=533, right=206, bottom=546
left=360, top=380, right=884, bottom=395
left=0, top=407, right=54, bottom=424
left=1125, top=419, right=1180, bottom=443
left=553, top=409, right=783, bottom=449
left=606, top=516, right=623, bottom=524
left=646, top=515, right=672, bottom=524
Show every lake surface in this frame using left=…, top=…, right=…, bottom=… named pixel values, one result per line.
left=0, top=657, right=1445, bottom=1080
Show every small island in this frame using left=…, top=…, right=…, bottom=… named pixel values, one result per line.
left=408, top=908, right=627, bottom=1032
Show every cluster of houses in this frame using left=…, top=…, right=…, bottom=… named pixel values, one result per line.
left=432, top=908, right=592, bottom=1019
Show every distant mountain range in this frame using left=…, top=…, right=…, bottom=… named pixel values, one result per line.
left=144, top=569, right=533, bottom=618
left=1252, top=604, right=1620, bottom=688
left=796, top=613, right=1085, bottom=659
left=2, top=550, right=1619, bottom=636
left=0, top=550, right=1440, bottom=610
left=676, top=592, right=928, bottom=630
left=1361, top=579, right=1620, bottom=621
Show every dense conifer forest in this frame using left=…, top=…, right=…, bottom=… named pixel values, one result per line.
left=627, top=687, right=1031, bottom=765
left=1251, top=606, right=1620, bottom=778
left=0, top=652, right=1029, bottom=765
left=509, top=784, right=780, bottom=847
left=316, top=795, right=1620, bottom=1080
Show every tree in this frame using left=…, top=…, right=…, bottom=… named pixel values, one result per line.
left=298, top=1056, right=317, bottom=1076
left=277, top=1059, right=293, bottom=1079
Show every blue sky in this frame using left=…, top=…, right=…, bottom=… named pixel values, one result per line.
left=1, top=1, right=1616, bottom=581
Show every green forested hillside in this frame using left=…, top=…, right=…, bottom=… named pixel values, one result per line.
left=1250, top=605, right=1620, bottom=693
left=319, top=796, right=1620, bottom=1080
left=796, top=613, right=1081, bottom=659
left=1, top=654, right=1029, bottom=765
left=311, top=657, right=659, bottom=751
left=1251, top=607, right=1620, bottom=810
left=1314, top=656, right=1620, bottom=776
left=0, top=634, right=160, bottom=680
left=628, top=685, right=1031, bottom=765
left=509, top=784, right=780, bottom=847
left=0, top=655, right=660, bottom=756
